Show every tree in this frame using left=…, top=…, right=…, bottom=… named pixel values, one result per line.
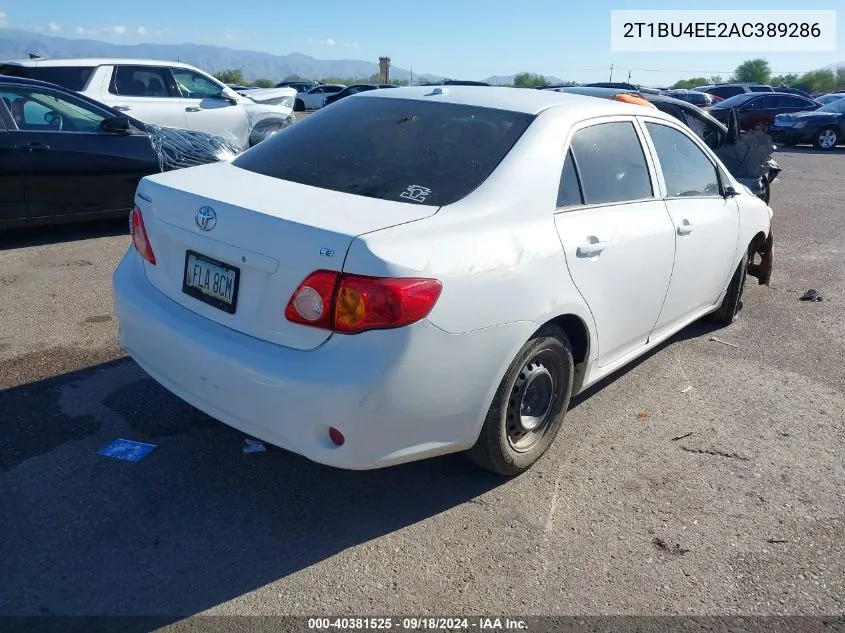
left=794, top=69, right=837, bottom=94
left=771, top=73, right=799, bottom=87
left=837, top=66, right=845, bottom=90
left=732, top=58, right=771, bottom=84
left=708, top=75, right=723, bottom=85
left=251, top=78, right=274, bottom=88
left=671, top=77, right=707, bottom=90
left=513, top=72, right=548, bottom=88
left=213, top=69, right=246, bottom=85
left=281, top=74, right=305, bottom=82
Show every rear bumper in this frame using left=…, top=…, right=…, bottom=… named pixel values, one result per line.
left=113, top=251, right=533, bottom=469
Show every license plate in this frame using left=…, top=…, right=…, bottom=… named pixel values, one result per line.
left=182, top=250, right=240, bottom=314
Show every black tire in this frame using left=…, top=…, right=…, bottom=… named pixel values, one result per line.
left=293, top=98, right=305, bottom=112
left=468, top=325, right=574, bottom=476
left=710, top=251, right=748, bottom=325
left=813, top=127, right=838, bottom=151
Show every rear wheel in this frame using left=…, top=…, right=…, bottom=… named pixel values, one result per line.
left=814, top=127, right=838, bottom=151
left=469, top=325, right=574, bottom=476
left=710, top=252, right=748, bottom=325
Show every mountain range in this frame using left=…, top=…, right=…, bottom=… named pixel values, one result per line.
left=0, top=28, right=452, bottom=82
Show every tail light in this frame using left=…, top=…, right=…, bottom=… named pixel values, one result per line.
left=130, top=206, right=156, bottom=265
left=285, top=270, right=442, bottom=334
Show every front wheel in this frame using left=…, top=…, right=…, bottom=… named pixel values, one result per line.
left=468, top=325, right=574, bottom=476
left=710, top=252, right=748, bottom=325
left=814, top=127, right=838, bottom=151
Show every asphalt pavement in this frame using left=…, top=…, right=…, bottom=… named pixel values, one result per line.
left=0, top=148, right=843, bottom=625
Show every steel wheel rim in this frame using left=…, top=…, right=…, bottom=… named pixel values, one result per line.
left=505, top=349, right=563, bottom=452
left=820, top=130, right=836, bottom=148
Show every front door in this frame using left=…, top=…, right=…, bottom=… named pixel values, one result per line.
left=554, top=119, right=677, bottom=367
left=170, top=67, right=249, bottom=147
left=1, top=84, right=155, bottom=220
left=0, top=107, right=28, bottom=224
left=641, top=120, right=740, bottom=337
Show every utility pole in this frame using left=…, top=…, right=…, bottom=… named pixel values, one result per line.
left=609, top=63, right=613, bottom=81
left=627, top=70, right=632, bottom=83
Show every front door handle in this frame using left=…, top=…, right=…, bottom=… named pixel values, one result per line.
left=113, top=105, right=132, bottom=111
left=20, top=142, right=50, bottom=152
left=577, top=239, right=608, bottom=257
left=677, top=220, right=694, bottom=235
left=185, top=107, right=202, bottom=112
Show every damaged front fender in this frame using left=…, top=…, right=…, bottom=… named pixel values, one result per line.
left=747, top=230, right=774, bottom=286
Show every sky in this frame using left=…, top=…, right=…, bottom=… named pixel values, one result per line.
left=0, top=0, right=841, bottom=84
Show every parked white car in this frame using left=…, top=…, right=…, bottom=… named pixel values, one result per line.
left=113, top=87, right=773, bottom=475
left=295, top=84, right=346, bottom=111
left=0, top=58, right=296, bottom=148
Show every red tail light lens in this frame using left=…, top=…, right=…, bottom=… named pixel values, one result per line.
left=285, top=270, right=442, bottom=334
left=130, top=206, right=156, bottom=265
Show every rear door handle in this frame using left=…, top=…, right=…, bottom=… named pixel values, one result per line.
left=20, top=142, right=50, bottom=152
left=677, top=220, right=694, bottom=235
left=185, top=107, right=201, bottom=112
left=577, top=239, right=608, bottom=256
left=113, top=105, right=132, bottom=111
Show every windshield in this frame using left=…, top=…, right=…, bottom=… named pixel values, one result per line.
left=818, top=98, right=845, bottom=114
left=711, top=93, right=757, bottom=108
left=233, top=96, right=535, bottom=207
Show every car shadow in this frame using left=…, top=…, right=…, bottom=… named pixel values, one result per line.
left=0, top=358, right=507, bottom=623
left=0, top=217, right=128, bottom=251
left=570, top=318, right=724, bottom=408
left=774, top=144, right=844, bottom=155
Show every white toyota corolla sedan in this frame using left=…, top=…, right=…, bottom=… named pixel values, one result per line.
left=113, top=86, right=773, bottom=475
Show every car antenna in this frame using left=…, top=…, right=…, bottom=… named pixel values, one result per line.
left=28, top=53, right=42, bottom=59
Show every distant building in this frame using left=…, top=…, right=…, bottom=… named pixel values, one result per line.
left=379, top=57, right=391, bottom=83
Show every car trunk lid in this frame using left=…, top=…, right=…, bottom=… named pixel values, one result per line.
left=135, top=162, right=438, bottom=350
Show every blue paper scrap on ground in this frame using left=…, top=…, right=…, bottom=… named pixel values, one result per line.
left=98, top=438, right=157, bottom=462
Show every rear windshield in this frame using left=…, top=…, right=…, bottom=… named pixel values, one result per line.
left=710, top=93, right=757, bottom=109
left=0, top=65, right=95, bottom=91
left=233, top=96, right=535, bottom=207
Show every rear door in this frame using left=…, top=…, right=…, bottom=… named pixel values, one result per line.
left=553, top=118, right=676, bottom=367
left=640, top=119, right=740, bottom=336
left=170, top=67, right=249, bottom=146
left=1, top=84, right=156, bottom=220
left=103, top=65, right=188, bottom=129
left=0, top=100, right=27, bottom=223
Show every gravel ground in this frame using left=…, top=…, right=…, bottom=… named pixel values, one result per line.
left=0, top=148, right=842, bottom=625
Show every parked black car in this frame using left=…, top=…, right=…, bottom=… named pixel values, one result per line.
left=705, top=92, right=821, bottom=132
left=0, top=74, right=241, bottom=228
left=770, top=97, right=845, bottom=150
left=323, top=84, right=380, bottom=106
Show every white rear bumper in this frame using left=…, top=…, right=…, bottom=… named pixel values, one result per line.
left=113, top=250, right=532, bottom=469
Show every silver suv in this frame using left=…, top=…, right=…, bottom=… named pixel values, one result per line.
left=692, top=83, right=774, bottom=100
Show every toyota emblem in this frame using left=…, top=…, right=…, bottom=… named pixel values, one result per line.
left=195, top=206, right=217, bottom=231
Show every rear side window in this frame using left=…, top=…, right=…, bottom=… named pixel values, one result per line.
left=568, top=121, right=653, bottom=205
left=111, top=66, right=174, bottom=97
left=233, top=97, right=535, bottom=207
left=0, top=65, right=94, bottom=91
left=556, top=150, right=583, bottom=207
left=709, top=86, right=743, bottom=99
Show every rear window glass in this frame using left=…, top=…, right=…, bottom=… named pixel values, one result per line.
left=0, top=65, right=95, bottom=91
left=233, top=97, right=535, bottom=207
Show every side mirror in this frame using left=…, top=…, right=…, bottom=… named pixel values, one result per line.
left=101, top=115, right=130, bottom=134
left=723, top=185, right=738, bottom=198
left=216, top=92, right=238, bottom=105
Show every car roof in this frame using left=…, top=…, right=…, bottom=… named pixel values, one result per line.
left=2, top=57, right=199, bottom=70
left=356, top=85, right=666, bottom=117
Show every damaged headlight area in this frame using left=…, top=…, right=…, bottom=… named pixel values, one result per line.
left=146, top=125, right=245, bottom=172
left=247, top=108, right=298, bottom=146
